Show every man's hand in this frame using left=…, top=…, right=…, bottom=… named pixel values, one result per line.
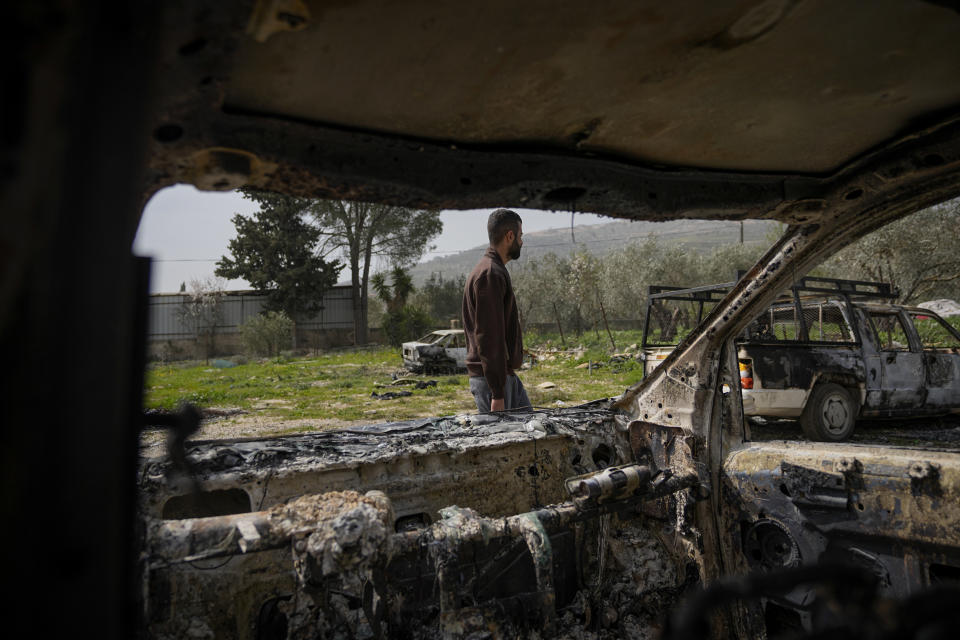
left=490, top=397, right=505, bottom=412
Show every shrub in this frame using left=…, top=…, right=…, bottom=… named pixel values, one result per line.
left=382, top=306, right=433, bottom=347
left=241, top=311, right=294, bottom=358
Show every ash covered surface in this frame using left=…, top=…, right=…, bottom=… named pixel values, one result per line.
left=140, top=403, right=620, bottom=474
left=139, top=399, right=697, bottom=640
left=750, top=416, right=960, bottom=450
left=138, top=402, right=629, bottom=522
left=554, top=522, right=685, bottom=640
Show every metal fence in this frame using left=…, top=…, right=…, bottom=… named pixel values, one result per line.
left=148, top=286, right=354, bottom=341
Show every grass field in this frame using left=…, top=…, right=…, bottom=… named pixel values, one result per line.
left=144, top=331, right=647, bottom=434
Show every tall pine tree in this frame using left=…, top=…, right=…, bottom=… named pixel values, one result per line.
left=216, top=188, right=342, bottom=347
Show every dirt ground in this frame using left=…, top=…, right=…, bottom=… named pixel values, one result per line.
left=749, top=415, right=960, bottom=449
left=139, top=411, right=375, bottom=458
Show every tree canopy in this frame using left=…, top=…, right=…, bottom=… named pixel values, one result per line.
left=821, top=198, right=960, bottom=303
left=215, top=189, right=342, bottom=322
left=413, top=272, right=467, bottom=326
left=311, top=200, right=441, bottom=344
left=371, top=266, right=432, bottom=346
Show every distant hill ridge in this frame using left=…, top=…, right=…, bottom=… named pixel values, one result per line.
left=409, top=219, right=778, bottom=284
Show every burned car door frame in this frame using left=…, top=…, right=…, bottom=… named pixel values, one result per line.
left=862, top=308, right=927, bottom=413
left=618, top=120, right=960, bottom=636
left=906, top=310, right=960, bottom=411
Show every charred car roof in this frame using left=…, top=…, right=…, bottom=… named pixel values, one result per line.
left=147, top=0, right=960, bottom=221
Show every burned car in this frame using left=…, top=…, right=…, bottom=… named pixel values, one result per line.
left=401, top=329, right=467, bottom=374
left=643, top=277, right=960, bottom=441
left=9, top=2, right=960, bottom=639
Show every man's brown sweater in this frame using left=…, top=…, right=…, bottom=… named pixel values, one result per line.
left=461, top=247, right=524, bottom=400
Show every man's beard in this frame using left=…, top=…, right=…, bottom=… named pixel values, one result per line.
left=508, top=236, right=521, bottom=260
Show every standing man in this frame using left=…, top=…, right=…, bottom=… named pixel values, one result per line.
left=462, top=208, right=531, bottom=412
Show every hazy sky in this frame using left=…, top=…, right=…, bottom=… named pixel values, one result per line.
left=133, top=185, right=608, bottom=293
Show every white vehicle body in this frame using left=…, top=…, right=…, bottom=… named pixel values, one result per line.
left=402, top=329, right=467, bottom=373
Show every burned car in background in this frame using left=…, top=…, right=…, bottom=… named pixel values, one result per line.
left=401, top=329, right=467, bottom=374
left=8, top=1, right=960, bottom=639
left=643, top=277, right=960, bottom=441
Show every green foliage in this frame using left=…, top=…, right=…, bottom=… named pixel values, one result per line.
left=372, top=265, right=415, bottom=312
left=311, top=199, right=442, bottom=344
left=821, top=198, right=960, bottom=304
left=512, top=237, right=766, bottom=336
left=525, top=328, right=646, bottom=353
left=312, top=200, right=443, bottom=273
left=240, top=311, right=294, bottom=358
left=413, top=272, right=466, bottom=325
left=371, top=266, right=431, bottom=346
left=143, top=332, right=648, bottom=430
left=215, top=188, right=342, bottom=319
left=381, top=306, right=434, bottom=347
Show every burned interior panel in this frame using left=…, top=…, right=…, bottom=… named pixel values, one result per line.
left=136, top=98, right=960, bottom=640
left=143, top=2, right=960, bottom=219
left=718, top=442, right=960, bottom=627
left=140, top=409, right=631, bottom=522
left=737, top=345, right=865, bottom=392
left=140, top=407, right=709, bottom=638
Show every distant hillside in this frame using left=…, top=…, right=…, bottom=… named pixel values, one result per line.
left=410, top=219, right=779, bottom=284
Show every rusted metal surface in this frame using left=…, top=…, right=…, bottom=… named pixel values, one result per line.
left=608, top=150, right=960, bottom=635
left=706, top=440, right=960, bottom=635
left=724, top=443, right=960, bottom=554
left=141, top=416, right=703, bottom=638
left=139, top=407, right=630, bottom=521
left=142, top=2, right=960, bottom=220
left=740, top=300, right=960, bottom=432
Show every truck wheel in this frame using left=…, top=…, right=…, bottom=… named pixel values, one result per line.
left=800, top=383, right=857, bottom=441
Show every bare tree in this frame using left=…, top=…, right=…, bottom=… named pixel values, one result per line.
left=176, top=276, right=227, bottom=361
left=311, top=200, right=441, bottom=345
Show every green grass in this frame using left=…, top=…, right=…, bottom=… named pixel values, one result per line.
left=524, top=328, right=646, bottom=353
left=144, top=332, right=647, bottom=430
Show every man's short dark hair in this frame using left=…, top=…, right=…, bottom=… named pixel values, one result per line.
left=488, top=208, right=522, bottom=245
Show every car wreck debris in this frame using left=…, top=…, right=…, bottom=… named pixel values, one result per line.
left=402, top=330, right=467, bottom=374
left=140, top=406, right=709, bottom=638
left=146, top=457, right=699, bottom=639
left=370, top=390, right=413, bottom=400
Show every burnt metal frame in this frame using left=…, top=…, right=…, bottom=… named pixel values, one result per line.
left=642, top=275, right=901, bottom=356
left=904, top=309, right=960, bottom=348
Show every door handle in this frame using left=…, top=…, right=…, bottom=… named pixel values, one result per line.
left=886, top=354, right=896, bottom=364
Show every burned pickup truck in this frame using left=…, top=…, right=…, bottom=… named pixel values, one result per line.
left=642, top=276, right=960, bottom=441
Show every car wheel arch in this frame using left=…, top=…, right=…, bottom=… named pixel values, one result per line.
left=805, top=373, right=864, bottom=412
left=800, top=382, right=859, bottom=441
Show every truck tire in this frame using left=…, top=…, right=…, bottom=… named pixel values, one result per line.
left=800, top=383, right=857, bottom=441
